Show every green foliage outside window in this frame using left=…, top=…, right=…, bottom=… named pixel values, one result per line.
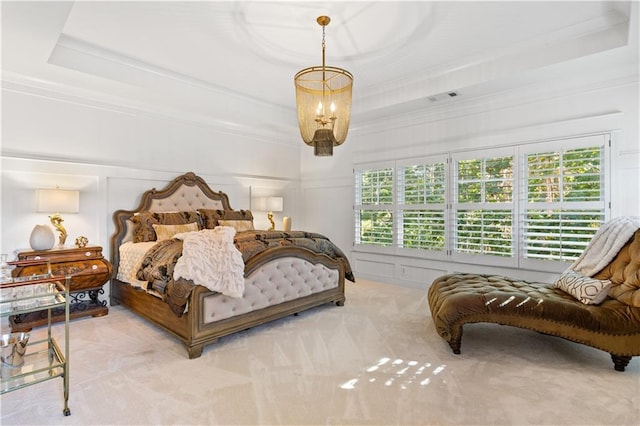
left=402, top=210, right=445, bottom=250
left=458, top=157, right=513, bottom=203
left=402, top=163, right=445, bottom=204
left=524, top=146, right=603, bottom=261
left=400, top=162, right=446, bottom=250
left=456, top=210, right=512, bottom=256
left=355, top=141, right=606, bottom=264
left=527, top=147, right=602, bottom=203
left=358, top=210, right=393, bottom=246
left=525, top=210, right=602, bottom=261
left=359, top=169, right=393, bottom=205
left=355, top=168, right=394, bottom=246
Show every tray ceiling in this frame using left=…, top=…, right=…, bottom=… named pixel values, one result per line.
left=1, top=1, right=636, bottom=142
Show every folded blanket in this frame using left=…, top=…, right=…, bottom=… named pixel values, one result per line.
left=568, top=216, right=640, bottom=277
left=234, top=230, right=356, bottom=282
left=173, top=226, right=245, bottom=298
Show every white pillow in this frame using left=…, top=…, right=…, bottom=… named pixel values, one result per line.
left=152, top=222, right=199, bottom=241
left=218, top=219, right=254, bottom=232
left=553, top=270, right=612, bottom=305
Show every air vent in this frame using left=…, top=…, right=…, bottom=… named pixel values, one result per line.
left=426, top=91, right=460, bottom=103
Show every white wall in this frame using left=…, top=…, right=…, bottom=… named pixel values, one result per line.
left=1, top=85, right=303, bottom=304
left=301, top=73, right=640, bottom=289
left=2, top=27, right=638, bottom=296
left=3, top=76, right=639, bottom=296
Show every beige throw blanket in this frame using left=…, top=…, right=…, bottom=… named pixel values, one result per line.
left=569, top=216, right=640, bottom=277
left=173, top=227, right=245, bottom=298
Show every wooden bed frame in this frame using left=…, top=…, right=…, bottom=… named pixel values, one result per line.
left=110, top=172, right=346, bottom=358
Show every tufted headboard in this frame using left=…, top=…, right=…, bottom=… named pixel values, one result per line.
left=110, top=172, right=233, bottom=271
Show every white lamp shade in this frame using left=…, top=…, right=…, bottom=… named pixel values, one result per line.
left=253, top=196, right=283, bottom=212
left=266, top=197, right=283, bottom=212
left=37, top=189, right=80, bottom=213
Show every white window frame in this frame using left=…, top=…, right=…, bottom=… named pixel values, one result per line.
left=353, top=132, right=611, bottom=272
left=518, top=134, right=610, bottom=271
left=396, top=155, right=449, bottom=260
left=450, top=146, right=517, bottom=268
left=354, top=162, right=396, bottom=255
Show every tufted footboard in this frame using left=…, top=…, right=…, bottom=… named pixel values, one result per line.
left=112, top=249, right=346, bottom=359
left=200, top=255, right=341, bottom=324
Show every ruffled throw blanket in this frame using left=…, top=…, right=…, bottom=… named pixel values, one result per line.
left=173, top=227, right=245, bottom=298
left=569, top=216, right=640, bottom=277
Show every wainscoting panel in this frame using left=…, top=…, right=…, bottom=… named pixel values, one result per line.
left=355, top=258, right=395, bottom=279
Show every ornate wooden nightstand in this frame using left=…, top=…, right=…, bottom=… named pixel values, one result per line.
left=10, top=245, right=112, bottom=331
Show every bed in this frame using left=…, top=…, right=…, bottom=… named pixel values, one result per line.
left=110, top=172, right=353, bottom=358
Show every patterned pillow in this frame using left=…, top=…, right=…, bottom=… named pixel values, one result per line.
left=131, top=211, right=200, bottom=242
left=131, top=212, right=159, bottom=243
left=159, top=211, right=200, bottom=225
left=152, top=222, right=199, bottom=241
left=198, top=209, right=253, bottom=229
left=218, top=219, right=255, bottom=233
left=553, top=270, right=612, bottom=305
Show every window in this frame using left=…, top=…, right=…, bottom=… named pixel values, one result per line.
left=452, top=149, right=515, bottom=265
left=397, top=156, right=447, bottom=255
left=354, top=165, right=394, bottom=248
left=354, top=133, right=610, bottom=270
left=520, top=135, right=608, bottom=268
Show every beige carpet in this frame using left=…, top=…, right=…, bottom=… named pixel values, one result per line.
left=1, top=278, right=638, bottom=425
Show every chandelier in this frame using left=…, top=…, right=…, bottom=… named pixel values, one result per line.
left=294, top=16, right=353, bottom=156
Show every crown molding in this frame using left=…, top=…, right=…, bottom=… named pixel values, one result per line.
left=2, top=71, right=298, bottom=145
left=351, top=65, right=638, bottom=137
left=353, top=6, right=631, bottom=113
left=51, top=34, right=292, bottom=112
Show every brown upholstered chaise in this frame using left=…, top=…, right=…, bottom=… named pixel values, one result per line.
left=428, top=230, right=640, bottom=371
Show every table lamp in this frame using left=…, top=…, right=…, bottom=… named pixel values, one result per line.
left=37, top=188, right=80, bottom=247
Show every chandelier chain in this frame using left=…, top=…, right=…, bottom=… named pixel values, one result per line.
left=321, top=24, right=326, bottom=69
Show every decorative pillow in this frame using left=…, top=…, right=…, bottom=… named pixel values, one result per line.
left=131, top=211, right=201, bottom=242
left=131, top=211, right=160, bottom=243
left=218, top=219, right=255, bottom=233
left=158, top=211, right=200, bottom=226
left=198, top=209, right=253, bottom=229
left=553, top=270, right=612, bottom=305
left=153, top=222, right=199, bottom=241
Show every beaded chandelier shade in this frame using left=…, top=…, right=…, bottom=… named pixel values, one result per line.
left=294, top=16, right=353, bottom=157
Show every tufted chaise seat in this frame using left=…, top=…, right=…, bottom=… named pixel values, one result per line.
left=428, top=230, right=640, bottom=371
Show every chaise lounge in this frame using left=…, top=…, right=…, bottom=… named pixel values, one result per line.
left=428, top=220, right=640, bottom=371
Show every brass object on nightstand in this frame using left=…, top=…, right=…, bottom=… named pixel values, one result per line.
left=267, top=212, right=275, bottom=231
left=49, top=214, right=68, bottom=247
left=75, top=236, right=88, bottom=248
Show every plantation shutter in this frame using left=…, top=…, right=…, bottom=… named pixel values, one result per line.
left=451, top=147, right=516, bottom=267
left=354, top=164, right=395, bottom=249
left=520, top=134, right=609, bottom=267
left=397, top=155, right=448, bottom=256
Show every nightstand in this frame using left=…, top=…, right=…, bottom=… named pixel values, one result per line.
left=10, top=245, right=112, bottom=331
